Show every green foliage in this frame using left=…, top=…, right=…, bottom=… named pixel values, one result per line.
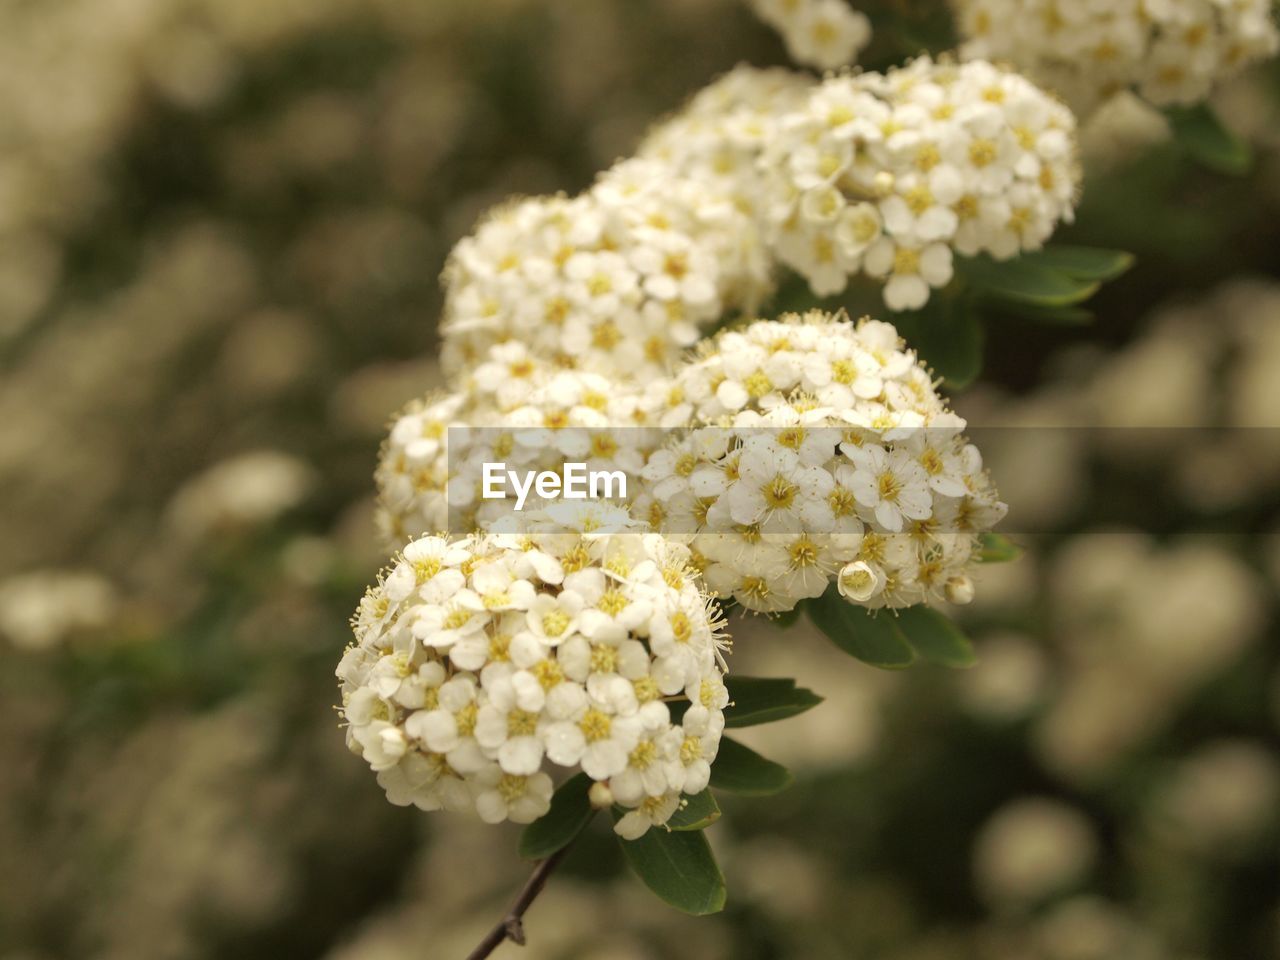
left=1166, top=103, right=1253, bottom=176
left=519, top=773, right=594, bottom=860
left=893, top=294, right=985, bottom=389
left=985, top=301, right=1096, bottom=326
left=977, top=532, right=1023, bottom=563
left=614, top=819, right=727, bottom=915
left=724, top=676, right=823, bottom=728
left=1020, top=245, right=1135, bottom=282
left=809, top=585, right=976, bottom=670
left=808, top=586, right=915, bottom=668
left=709, top=737, right=794, bottom=796
left=893, top=606, right=977, bottom=669
left=955, top=252, right=1102, bottom=307
left=667, top=790, right=721, bottom=831
left=892, top=244, right=1131, bottom=385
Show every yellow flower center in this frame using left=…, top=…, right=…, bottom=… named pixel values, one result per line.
left=904, top=184, right=934, bottom=216
left=629, top=740, right=658, bottom=770
left=591, top=322, right=621, bottom=349
left=497, top=773, right=528, bottom=802
left=579, top=708, right=613, bottom=742
left=598, top=589, right=630, bottom=617
left=893, top=247, right=921, bottom=275
left=443, top=609, right=472, bottom=630
left=456, top=702, right=478, bottom=737
left=591, top=433, right=619, bottom=458
left=590, top=643, right=619, bottom=674
left=762, top=475, right=799, bottom=510
left=633, top=676, right=660, bottom=703
left=507, top=709, right=540, bottom=737
left=744, top=370, right=774, bottom=398
left=915, top=144, right=940, bottom=172
left=680, top=736, right=703, bottom=764
left=968, top=139, right=998, bottom=168
left=778, top=427, right=806, bottom=451
left=789, top=538, right=820, bottom=567
left=830, top=487, right=858, bottom=517
left=877, top=471, right=901, bottom=502
left=542, top=610, right=571, bottom=637
left=413, top=557, right=442, bottom=582
left=670, top=611, right=693, bottom=644
left=531, top=659, right=564, bottom=690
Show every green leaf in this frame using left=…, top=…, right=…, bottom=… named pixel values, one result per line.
left=893, top=296, right=984, bottom=389
left=667, top=790, right=721, bottom=831
left=724, top=676, right=823, bottom=728
left=614, top=820, right=727, bottom=915
left=1166, top=103, right=1252, bottom=176
left=955, top=254, right=1100, bottom=307
left=519, top=773, right=593, bottom=860
left=1020, top=245, right=1134, bottom=282
left=893, top=606, right=977, bottom=669
left=993, top=301, right=1095, bottom=326
left=709, top=736, right=794, bottom=796
left=807, top=586, right=915, bottom=668
left=978, top=532, right=1023, bottom=563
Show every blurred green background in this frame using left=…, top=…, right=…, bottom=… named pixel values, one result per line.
left=1, top=1, right=1278, bottom=958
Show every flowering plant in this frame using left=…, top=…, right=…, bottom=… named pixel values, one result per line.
left=329, top=0, right=1278, bottom=953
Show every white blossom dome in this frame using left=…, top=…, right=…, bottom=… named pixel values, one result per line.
left=439, top=158, right=774, bottom=382
left=375, top=357, right=660, bottom=547
left=761, top=56, right=1080, bottom=311
left=637, top=310, right=1007, bottom=612
left=952, top=0, right=1280, bottom=115
left=640, top=65, right=812, bottom=223
left=337, top=531, right=728, bottom=838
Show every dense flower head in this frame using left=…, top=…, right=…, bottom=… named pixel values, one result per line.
left=375, top=359, right=661, bottom=548
left=637, top=310, right=1007, bottom=612
left=952, top=0, right=1280, bottom=115
left=746, top=0, right=873, bottom=71
left=337, top=531, right=728, bottom=838
left=375, top=391, right=467, bottom=547
left=439, top=158, right=774, bottom=382
left=639, top=65, right=812, bottom=229
left=761, top=56, right=1080, bottom=311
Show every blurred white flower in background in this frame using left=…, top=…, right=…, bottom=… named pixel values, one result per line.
left=952, top=0, right=1280, bottom=116
left=973, top=797, right=1098, bottom=909
left=166, top=450, right=316, bottom=542
left=0, top=569, right=118, bottom=650
left=746, top=0, right=872, bottom=71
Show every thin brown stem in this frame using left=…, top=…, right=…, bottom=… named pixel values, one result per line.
left=464, top=842, right=575, bottom=960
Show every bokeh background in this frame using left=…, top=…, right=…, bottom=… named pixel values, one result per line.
left=1, top=1, right=1278, bottom=958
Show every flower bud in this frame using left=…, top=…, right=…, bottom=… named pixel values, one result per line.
left=946, top=575, right=975, bottom=605
left=838, top=561, right=882, bottom=602
left=588, top=782, right=615, bottom=809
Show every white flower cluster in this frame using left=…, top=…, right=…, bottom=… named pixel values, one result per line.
left=762, top=57, right=1080, bottom=311
left=638, top=311, right=1007, bottom=612
left=953, top=0, right=1280, bottom=114
left=337, top=532, right=728, bottom=839
left=746, top=0, right=872, bottom=71
left=639, top=65, right=812, bottom=228
left=439, top=158, right=774, bottom=382
left=375, top=345, right=658, bottom=546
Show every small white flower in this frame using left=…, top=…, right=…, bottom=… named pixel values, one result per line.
left=472, top=766, right=555, bottom=824
left=845, top=444, right=933, bottom=532
left=614, top=791, right=683, bottom=840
